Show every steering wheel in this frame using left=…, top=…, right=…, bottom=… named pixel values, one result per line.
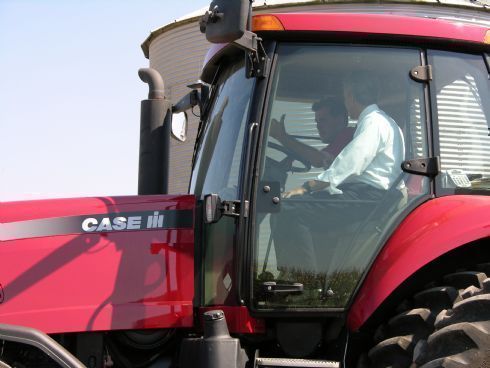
left=267, top=142, right=311, bottom=173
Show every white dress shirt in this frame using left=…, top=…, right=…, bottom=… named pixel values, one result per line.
left=317, top=104, right=405, bottom=195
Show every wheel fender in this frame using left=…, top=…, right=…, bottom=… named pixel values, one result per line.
left=348, top=195, right=490, bottom=331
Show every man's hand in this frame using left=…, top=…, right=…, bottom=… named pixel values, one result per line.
left=282, top=186, right=308, bottom=198
left=282, top=180, right=330, bottom=198
left=269, top=114, right=287, bottom=141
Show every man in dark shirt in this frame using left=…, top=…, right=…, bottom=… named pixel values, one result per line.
left=269, top=96, right=354, bottom=169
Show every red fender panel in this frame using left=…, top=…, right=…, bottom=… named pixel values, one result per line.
left=0, top=195, right=195, bottom=334
left=348, top=195, right=490, bottom=331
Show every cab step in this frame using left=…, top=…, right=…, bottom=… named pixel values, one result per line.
left=255, top=357, right=340, bottom=367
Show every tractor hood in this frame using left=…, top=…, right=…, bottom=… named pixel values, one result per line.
left=0, top=195, right=195, bottom=334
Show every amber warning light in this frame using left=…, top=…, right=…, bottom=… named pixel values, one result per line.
left=485, top=30, right=490, bottom=44
left=252, top=15, right=285, bottom=32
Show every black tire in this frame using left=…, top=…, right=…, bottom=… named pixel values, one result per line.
left=364, top=267, right=490, bottom=368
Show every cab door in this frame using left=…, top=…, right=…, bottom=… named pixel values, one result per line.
left=251, top=44, right=432, bottom=310
left=189, top=56, right=256, bottom=306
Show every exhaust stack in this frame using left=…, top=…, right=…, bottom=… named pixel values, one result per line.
left=138, top=68, right=171, bottom=195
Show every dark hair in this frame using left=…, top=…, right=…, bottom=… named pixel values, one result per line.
left=311, top=96, right=347, bottom=118
left=343, top=72, right=380, bottom=106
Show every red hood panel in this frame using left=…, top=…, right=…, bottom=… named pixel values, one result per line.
left=0, top=195, right=196, bottom=334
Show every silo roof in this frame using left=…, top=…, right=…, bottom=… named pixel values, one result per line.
left=141, top=0, right=323, bottom=58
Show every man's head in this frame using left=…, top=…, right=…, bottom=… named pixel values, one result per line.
left=343, top=72, right=380, bottom=119
left=311, top=96, right=348, bottom=143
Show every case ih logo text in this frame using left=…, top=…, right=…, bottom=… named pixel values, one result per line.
left=82, top=212, right=165, bottom=232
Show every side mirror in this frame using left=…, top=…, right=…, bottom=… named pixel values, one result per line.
left=171, top=112, right=188, bottom=142
left=200, top=0, right=250, bottom=44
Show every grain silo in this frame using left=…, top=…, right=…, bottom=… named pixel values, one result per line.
left=141, top=0, right=344, bottom=194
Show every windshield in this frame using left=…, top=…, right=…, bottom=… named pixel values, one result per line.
left=190, top=57, right=255, bottom=306
left=253, top=44, right=430, bottom=309
left=190, top=58, right=255, bottom=200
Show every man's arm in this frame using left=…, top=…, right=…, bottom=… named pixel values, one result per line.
left=317, top=117, right=381, bottom=193
left=282, top=179, right=330, bottom=198
left=270, top=114, right=333, bottom=168
left=283, top=117, right=382, bottom=198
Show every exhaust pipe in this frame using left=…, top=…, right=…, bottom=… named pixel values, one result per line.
left=138, top=68, right=171, bottom=195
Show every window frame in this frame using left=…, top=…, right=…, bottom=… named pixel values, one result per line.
left=428, top=50, right=490, bottom=197
left=188, top=55, right=257, bottom=306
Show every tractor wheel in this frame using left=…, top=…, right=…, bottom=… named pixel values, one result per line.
left=364, top=267, right=490, bottom=368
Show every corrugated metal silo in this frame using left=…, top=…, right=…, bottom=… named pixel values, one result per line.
left=141, top=1, right=330, bottom=194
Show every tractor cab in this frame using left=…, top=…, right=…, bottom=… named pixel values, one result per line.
left=169, top=0, right=490, bottom=364
left=180, top=1, right=490, bottom=312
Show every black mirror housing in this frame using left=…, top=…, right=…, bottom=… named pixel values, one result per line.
left=200, top=0, right=249, bottom=44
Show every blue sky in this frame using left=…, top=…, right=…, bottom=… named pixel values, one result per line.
left=0, top=0, right=208, bottom=201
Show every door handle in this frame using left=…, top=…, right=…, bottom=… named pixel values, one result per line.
left=261, top=281, right=304, bottom=295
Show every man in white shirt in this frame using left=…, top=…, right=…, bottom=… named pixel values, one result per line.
left=284, top=75, right=405, bottom=198
left=274, top=72, right=405, bottom=279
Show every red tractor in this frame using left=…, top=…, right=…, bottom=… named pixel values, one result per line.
left=1, top=1, right=490, bottom=367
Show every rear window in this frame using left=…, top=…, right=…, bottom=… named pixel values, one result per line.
left=430, top=51, right=490, bottom=193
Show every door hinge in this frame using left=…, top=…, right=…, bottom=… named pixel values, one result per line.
left=204, top=194, right=249, bottom=223
left=401, top=156, right=440, bottom=177
left=222, top=200, right=249, bottom=218
left=232, top=31, right=270, bottom=79
left=410, top=65, right=433, bottom=82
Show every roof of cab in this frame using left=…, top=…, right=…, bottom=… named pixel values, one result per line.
left=200, top=7, right=490, bottom=83
left=271, top=11, right=489, bottom=43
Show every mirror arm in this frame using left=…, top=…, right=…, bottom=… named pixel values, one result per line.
left=232, top=30, right=258, bottom=52
left=232, top=31, right=270, bottom=78
left=172, top=90, right=200, bottom=114
left=199, top=85, right=210, bottom=112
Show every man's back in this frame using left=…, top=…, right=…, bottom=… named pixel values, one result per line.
left=317, top=104, right=405, bottom=194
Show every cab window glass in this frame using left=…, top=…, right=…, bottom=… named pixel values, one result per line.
left=190, top=59, right=254, bottom=200
left=430, top=51, right=490, bottom=192
left=253, top=45, right=429, bottom=309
